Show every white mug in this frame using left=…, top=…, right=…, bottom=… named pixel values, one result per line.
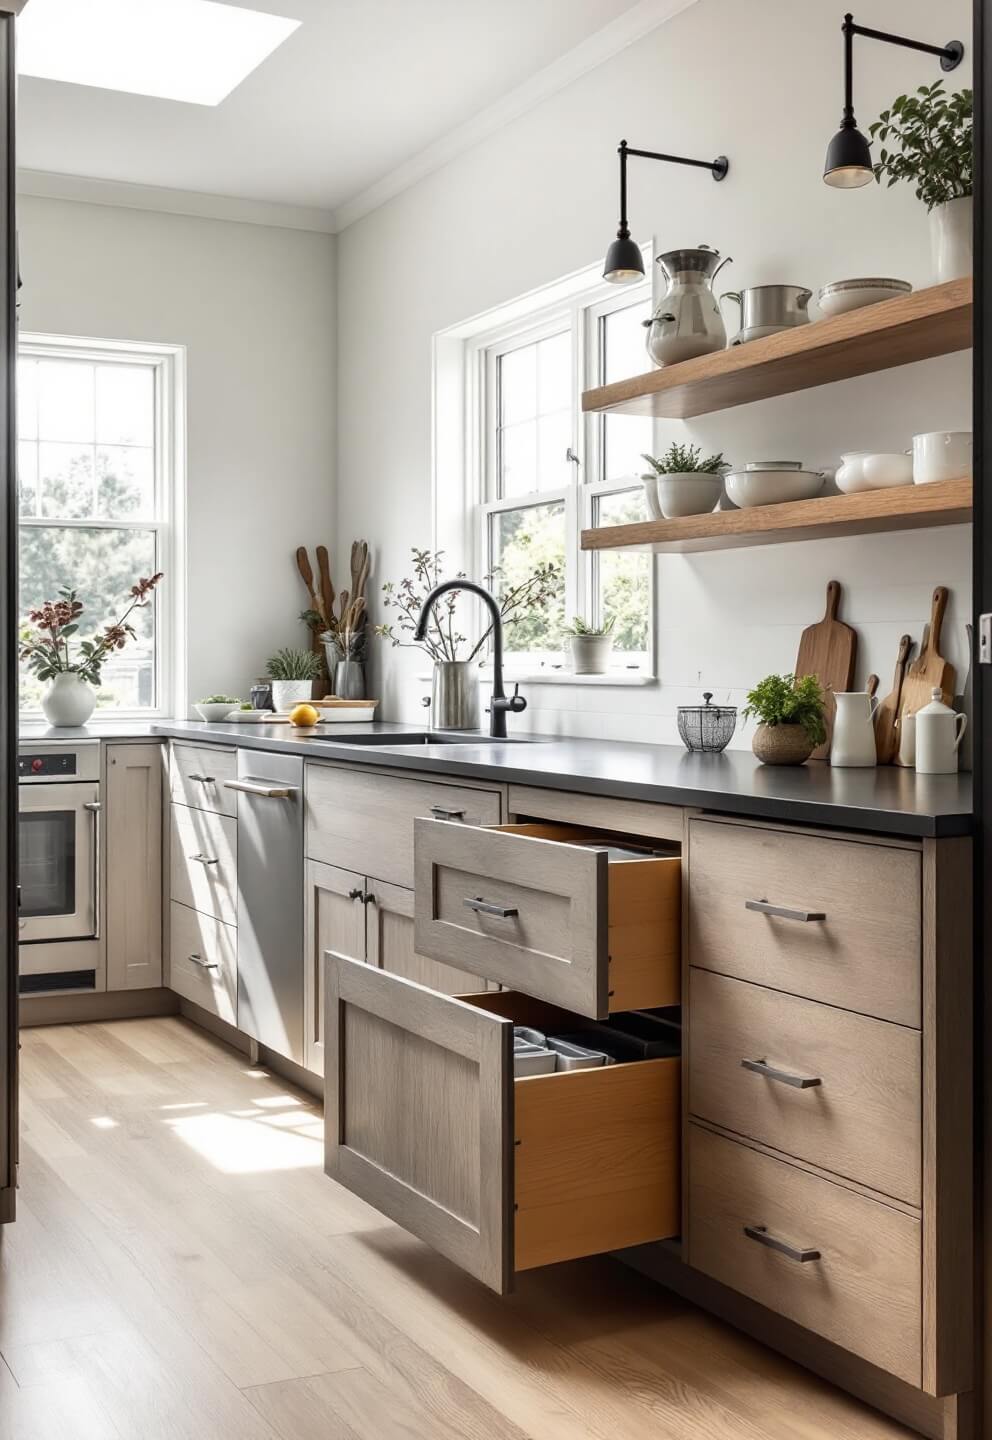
left=912, top=430, right=972, bottom=485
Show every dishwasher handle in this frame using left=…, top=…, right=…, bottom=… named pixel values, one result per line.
left=223, top=779, right=299, bottom=799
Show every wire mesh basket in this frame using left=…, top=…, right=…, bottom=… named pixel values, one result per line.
left=677, top=692, right=737, bottom=753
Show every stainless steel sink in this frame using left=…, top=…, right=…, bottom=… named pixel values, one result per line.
left=326, top=731, right=535, bottom=747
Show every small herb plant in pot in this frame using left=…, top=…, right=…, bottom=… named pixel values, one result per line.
left=641, top=445, right=729, bottom=519
left=743, top=673, right=827, bottom=766
left=869, top=82, right=973, bottom=283
left=562, top=615, right=615, bottom=675
left=266, top=646, right=322, bottom=711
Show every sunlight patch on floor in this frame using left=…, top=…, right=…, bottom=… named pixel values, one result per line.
left=162, top=1109, right=321, bottom=1173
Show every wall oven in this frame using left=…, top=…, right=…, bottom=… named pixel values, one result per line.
left=18, top=740, right=101, bottom=991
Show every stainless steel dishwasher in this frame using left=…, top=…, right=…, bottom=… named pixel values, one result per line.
left=226, top=749, right=304, bottom=1065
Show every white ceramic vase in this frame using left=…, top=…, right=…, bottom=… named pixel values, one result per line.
left=270, top=679, right=314, bottom=711
left=929, top=195, right=972, bottom=284
left=41, top=671, right=96, bottom=727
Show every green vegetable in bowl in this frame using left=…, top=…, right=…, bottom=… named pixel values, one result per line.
left=199, top=694, right=241, bottom=705
left=240, top=702, right=253, bottom=711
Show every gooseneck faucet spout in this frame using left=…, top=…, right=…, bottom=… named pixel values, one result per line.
left=414, top=580, right=527, bottom=739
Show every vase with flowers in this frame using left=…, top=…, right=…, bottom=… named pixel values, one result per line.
left=20, top=573, right=164, bottom=726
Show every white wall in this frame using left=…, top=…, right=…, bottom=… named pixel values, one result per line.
left=336, top=0, right=973, bottom=745
left=17, top=196, right=336, bottom=710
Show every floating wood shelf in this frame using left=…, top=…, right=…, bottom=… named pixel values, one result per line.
left=581, top=278, right=972, bottom=420
left=580, top=477, right=972, bottom=554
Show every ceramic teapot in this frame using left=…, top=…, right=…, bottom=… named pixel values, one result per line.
left=643, top=245, right=732, bottom=367
left=915, top=687, right=967, bottom=774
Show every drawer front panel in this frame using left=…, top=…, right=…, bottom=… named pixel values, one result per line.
left=169, top=743, right=238, bottom=818
left=168, top=901, right=237, bottom=1024
left=689, top=1125, right=921, bottom=1386
left=689, top=969, right=921, bottom=1204
left=170, top=803, right=238, bottom=926
left=688, top=819, right=921, bottom=1027
left=306, top=763, right=502, bottom=888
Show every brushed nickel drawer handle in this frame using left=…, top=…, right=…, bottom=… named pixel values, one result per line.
left=188, top=773, right=215, bottom=785
left=223, top=780, right=298, bottom=799
left=744, top=1224, right=820, bottom=1264
left=464, top=896, right=519, bottom=919
left=430, top=805, right=466, bottom=821
left=189, top=853, right=219, bottom=866
left=187, top=952, right=219, bottom=971
left=745, top=899, right=826, bottom=923
left=741, top=1057, right=822, bottom=1090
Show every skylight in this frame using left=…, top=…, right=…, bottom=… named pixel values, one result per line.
left=18, top=0, right=301, bottom=107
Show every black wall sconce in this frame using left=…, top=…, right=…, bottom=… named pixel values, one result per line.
left=824, top=12, right=964, bottom=188
left=604, top=138, right=729, bottom=283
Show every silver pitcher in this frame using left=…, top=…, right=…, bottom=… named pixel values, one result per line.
left=721, top=284, right=812, bottom=345
left=643, top=245, right=732, bottom=367
left=430, top=661, right=481, bottom=731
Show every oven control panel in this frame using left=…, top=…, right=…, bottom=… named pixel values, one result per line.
left=18, top=752, right=77, bottom=779
left=18, top=740, right=101, bottom=783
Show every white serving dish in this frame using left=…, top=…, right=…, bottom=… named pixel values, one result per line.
left=655, top=472, right=723, bottom=519
left=724, top=465, right=824, bottom=508
left=912, top=430, right=972, bottom=485
left=836, top=450, right=913, bottom=492
left=222, top=709, right=284, bottom=723
left=320, top=704, right=377, bottom=723
left=194, top=702, right=238, bottom=722
left=816, top=277, right=912, bottom=318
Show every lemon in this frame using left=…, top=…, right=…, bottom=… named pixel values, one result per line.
left=289, top=702, right=319, bottom=728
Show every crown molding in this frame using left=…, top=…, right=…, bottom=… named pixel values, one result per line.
left=16, top=168, right=338, bottom=234
left=333, top=0, right=698, bottom=232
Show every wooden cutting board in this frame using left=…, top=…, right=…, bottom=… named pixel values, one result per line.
left=895, top=588, right=956, bottom=765
left=795, top=580, right=857, bottom=761
left=874, top=633, right=912, bottom=765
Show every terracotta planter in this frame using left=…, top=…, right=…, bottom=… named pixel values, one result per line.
left=752, top=723, right=815, bottom=766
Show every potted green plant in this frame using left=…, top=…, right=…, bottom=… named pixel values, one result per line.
left=562, top=615, right=616, bottom=675
left=743, top=673, right=827, bottom=766
left=266, top=646, right=322, bottom=711
left=20, top=574, right=163, bottom=726
left=869, top=82, right=973, bottom=282
left=641, top=445, right=729, bottom=519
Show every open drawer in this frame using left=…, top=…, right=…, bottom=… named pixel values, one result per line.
left=324, top=951, right=680, bottom=1293
left=413, top=818, right=681, bottom=1018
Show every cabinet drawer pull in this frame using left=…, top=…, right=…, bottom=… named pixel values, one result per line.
left=189, top=853, right=219, bottom=866
left=741, top=1057, right=822, bottom=1090
left=430, top=805, right=466, bottom=821
left=744, top=1224, right=820, bottom=1264
left=187, top=773, right=215, bottom=785
left=745, top=898, right=826, bottom=923
left=223, top=780, right=297, bottom=799
left=187, top=952, right=219, bottom=971
left=464, top=896, right=519, bottom=919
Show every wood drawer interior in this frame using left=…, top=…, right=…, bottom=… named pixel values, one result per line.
left=687, top=819, right=921, bottom=1027
left=414, top=818, right=681, bottom=1019
left=170, top=802, right=238, bottom=927
left=168, top=900, right=237, bottom=1025
left=169, top=744, right=238, bottom=818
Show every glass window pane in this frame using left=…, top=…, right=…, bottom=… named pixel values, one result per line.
left=39, top=442, right=95, bottom=519
left=500, top=419, right=537, bottom=499
left=603, top=414, right=653, bottom=486
left=18, top=358, right=38, bottom=441
left=19, top=525, right=158, bottom=711
left=37, top=360, right=95, bottom=443
left=96, top=363, right=154, bottom=446
left=594, top=489, right=650, bottom=655
left=537, top=331, right=570, bottom=413
left=498, top=345, right=537, bottom=426
left=18, top=441, right=38, bottom=518
left=603, top=299, right=651, bottom=384
left=97, top=445, right=154, bottom=518
left=490, top=502, right=566, bottom=654
left=537, top=411, right=571, bottom=491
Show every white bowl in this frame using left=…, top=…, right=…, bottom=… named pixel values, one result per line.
left=194, top=702, right=237, bottom=722
left=861, top=452, right=913, bottom=489
left=724, top=468, right=824, bottom=508
left=912, top=430, right=972, bottom=485
left=655, top=472, right=723, bottom=519
left=816, top=277, right=912, bottom=318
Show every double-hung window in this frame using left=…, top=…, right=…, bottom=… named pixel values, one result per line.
left=17, top=336, right=183, bottom=715
left=474, top=271, right=655, bottom=676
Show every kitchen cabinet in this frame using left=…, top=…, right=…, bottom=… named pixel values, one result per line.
left=303, top=860, right=366, bottom=1077
left=105, top=742, right=163, bottom=991
left=169, top=742, right=237, bottom=817
left=366, top=877, right=490, bottom=995
left=170, top=803, right=237, bottom=927
left=168, top=899, right=237, bottom=1024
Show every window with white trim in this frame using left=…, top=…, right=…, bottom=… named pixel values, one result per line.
left=17, top=336, right=183, bottom=715
left=474, top=273, right=655, bottom=675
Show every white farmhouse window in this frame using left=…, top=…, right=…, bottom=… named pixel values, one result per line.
left=18, top=335, right=185, bottom=716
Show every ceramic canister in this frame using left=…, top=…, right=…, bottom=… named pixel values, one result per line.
left=915, top=687, right=967, bottom=774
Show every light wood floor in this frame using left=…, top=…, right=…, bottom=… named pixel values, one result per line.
left=0, top=1016, right=917, bottom=1440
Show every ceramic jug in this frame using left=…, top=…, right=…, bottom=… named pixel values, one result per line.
left=643, top=245, right=732, bottom=367
left=830, top=690, right=879, bottom=767
left=915, top=687, right=967, bottom=774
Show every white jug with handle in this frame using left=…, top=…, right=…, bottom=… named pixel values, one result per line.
left=830, top=690, right=879, bottom=767
left=915, top=687, right=967, bottom=774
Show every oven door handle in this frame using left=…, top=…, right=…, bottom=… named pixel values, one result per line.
left=83, top=800, right=101, bottom=939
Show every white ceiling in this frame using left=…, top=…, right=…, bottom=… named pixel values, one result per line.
left=16, top=0, right=680, bottom=230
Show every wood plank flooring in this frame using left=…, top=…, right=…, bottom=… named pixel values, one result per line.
left=1, top=1017, right=918, bottom=1439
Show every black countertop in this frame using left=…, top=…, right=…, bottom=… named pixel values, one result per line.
left=148, top=720, right=972, bottom=839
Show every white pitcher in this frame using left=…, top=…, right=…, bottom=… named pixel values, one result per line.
left=830, top=691, right=879, bottom=767
left=915, top=687, right=967, bottom=774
